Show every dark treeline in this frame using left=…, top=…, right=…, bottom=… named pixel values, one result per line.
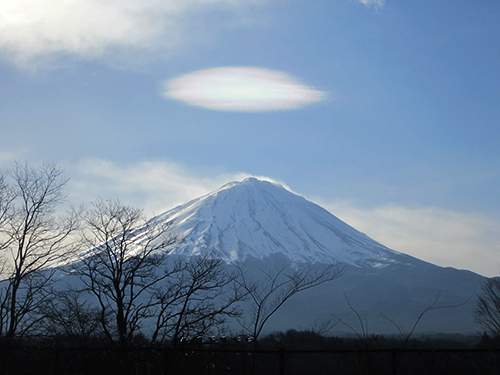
left=0, top=328, right=493, bottom=350
left=259, top=329, right=488, bottom=350
left=2, top=329, right=500, bottom=375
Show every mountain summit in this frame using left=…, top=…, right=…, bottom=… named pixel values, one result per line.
left=156, top=177, right=410, bottom=267
left=151, top=177, right=484, bottom=334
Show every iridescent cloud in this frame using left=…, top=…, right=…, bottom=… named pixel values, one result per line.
left=163, top=67, right=326, bottom=112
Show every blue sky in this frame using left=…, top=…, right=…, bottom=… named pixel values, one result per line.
left=1, top=0, right=499, bottom=276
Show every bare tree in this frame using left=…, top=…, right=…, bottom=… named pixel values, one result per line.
left=0, top=169, right=15, bottom=279
left=476, top=278, right=500, bottom=339
left=382, top=291, right=473, bottom=349
left=0, top=169, right=15, bottom=237
left=150, top=253, right=243, bottom=346
left=73, top=198, right=178, bottom=346
left=41, top=287, right=105, bottom=346
left=337, top=292, right=380, bottom=348
left=0, top=162, right=77, bottom=342
left=236, top=262, right=343, bottom=348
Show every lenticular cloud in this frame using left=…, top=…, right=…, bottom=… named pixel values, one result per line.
left=163, top=67, right=325, bottom=112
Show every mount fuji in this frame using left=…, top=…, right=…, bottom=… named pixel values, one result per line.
left=156, top=177, right=410, bottom=267
left=148, top=177, right=484, bottom=335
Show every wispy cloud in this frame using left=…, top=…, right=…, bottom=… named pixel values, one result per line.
left=0, top=0, right=264, bottom=69
left=320, top=199, right=500, bottom=277
left=0, top=150, right=27, bottom=165
left=0, top=1, right=382, bottom=69
left=356, top=0, right=384, bottom=7
left=65, top=158, right=251, bottom=214
left=163, top=67, right=326, bottom=111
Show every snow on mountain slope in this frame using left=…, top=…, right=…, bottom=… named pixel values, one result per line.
left=152, top=177, right=410, bottom=268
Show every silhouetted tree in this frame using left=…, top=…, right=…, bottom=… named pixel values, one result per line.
left=338, top=291, right=472, bottom=350
left=0, top=169, right=14, bottom=279
left=476, top=277, right=500, bottom=339
left=235, top=261, right=342, bottom=375
left=73, top=198, right=178, bottom=346
left=0, top=169, right=14, bottom=237
left=236, top=262, right=343, bottom=347
left=382, top=291, right=472, bottom=350
left=150, top=252, right=243, bottom=346
left=0, top=162, right=77, bottom=342
left=41, top=287, right=106, bottom=346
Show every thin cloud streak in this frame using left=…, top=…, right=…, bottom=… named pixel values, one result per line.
left=321, top=200, right=500, bottom=277
left=163, top=67, right=326, bottom=111
left=65, top=158, right=251, bottom=215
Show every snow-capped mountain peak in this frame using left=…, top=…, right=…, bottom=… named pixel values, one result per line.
left=154, top=177, right=407, bottom=268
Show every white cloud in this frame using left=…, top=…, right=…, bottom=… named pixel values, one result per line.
left=163, top=67, right=326, bottom=111
left=0, top=0, right=264, bottom=69
left=0, top=150, right=27, bottom=165
left=356, top=0, right=384, bottom=7
left=320, top=199, right=500, bottom=277
left=0, top=1, right=383, bottom=69
left=65, top=158, right=251, bottom=215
